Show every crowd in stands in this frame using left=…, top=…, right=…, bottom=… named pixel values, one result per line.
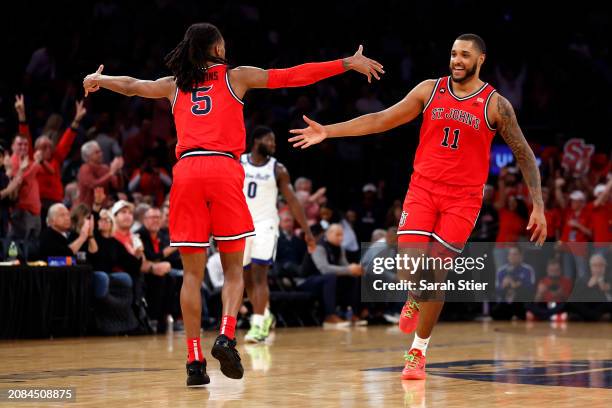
left=1, top=1, right=611, bottom=334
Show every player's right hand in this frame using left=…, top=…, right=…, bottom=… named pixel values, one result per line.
left=527, top=206, right=547, bottom=247
left=289, top=115, right=327, bottom=149
left=83, top=64, right=104, bottom=97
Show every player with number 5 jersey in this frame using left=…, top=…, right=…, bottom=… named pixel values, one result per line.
left=289, top=33, right=547, bottom=382
left=82, top=22, right=383, bottom=387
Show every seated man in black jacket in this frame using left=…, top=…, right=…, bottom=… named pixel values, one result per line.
left=276, top=211, right=307, bottom=277
left=39, top=203, right=97, bottom=261
left=137, top=206, right=181, bottom=332
left=90, top=208, right=140, bottom=300
left=299, top=223, right=363, bottom=327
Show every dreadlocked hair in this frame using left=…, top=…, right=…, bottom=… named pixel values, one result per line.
left=164, top=23, right=228, bottom=92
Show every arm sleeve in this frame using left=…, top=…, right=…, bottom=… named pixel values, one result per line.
left=266, top=60, right=345, bottom=89
left=53, top=127, right=78, bottom=163
left=311, top=245, right=351, bottom=275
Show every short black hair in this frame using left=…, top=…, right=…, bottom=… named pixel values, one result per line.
left=456, top=33, right=486, bottom=54
left=251, top=125, right=274, bottom=141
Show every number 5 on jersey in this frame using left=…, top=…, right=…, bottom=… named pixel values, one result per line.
left=191, top=86, right=213, bottom=116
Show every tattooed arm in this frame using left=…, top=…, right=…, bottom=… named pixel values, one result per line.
left=489, top=93, right=547, bottom=245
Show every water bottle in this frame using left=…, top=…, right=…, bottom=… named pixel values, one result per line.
left=7, top=241, right=18, bottom=261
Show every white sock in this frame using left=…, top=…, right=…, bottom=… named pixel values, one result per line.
left=252, top=314, right=265, bottom=327
left=264, top=307, right=271, bottom=318
left=411, top=334, right=430, bottom=356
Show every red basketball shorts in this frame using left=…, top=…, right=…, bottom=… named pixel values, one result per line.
left=169, top=151, right=255, bottom=249
left=397, top=173, right=484, bottom=254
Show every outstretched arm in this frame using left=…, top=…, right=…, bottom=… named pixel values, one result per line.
left=289, top=80, right=435, bottom=148
left=490, top=93, right=546, bottom=245
left=83, top=65, right=176, bottom=100
left=229, top=45, right=384, bottom=98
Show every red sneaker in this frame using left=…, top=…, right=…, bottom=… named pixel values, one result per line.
left=401, top=348, right=427, bottom=380
left=398, top=298, right=420, bottom=333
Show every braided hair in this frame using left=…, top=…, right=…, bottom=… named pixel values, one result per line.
left=164, top=23, right=228, bottom=92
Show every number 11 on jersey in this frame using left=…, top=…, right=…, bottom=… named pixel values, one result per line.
left=441, top=127, right=460, bottom=149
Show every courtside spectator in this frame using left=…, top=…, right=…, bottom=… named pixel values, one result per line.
left=138, top=207, right=181, bottom=333
left=275, top=211, right=307, bottom=277
left=568, top=254, right=612, bottom=321
left=39, top=203, right=97, bottom=260
left=299, top=223, right=363, bottom=327
left=1, top=147, right=22, bottom=237
left=492, top=246, right=535, bottom=320
left=527, top=259, right=572, bottom=321
left=111, top=200, right=170, bottom=276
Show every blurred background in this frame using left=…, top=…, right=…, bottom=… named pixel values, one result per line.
left=0, top=1, right=610, bottom=337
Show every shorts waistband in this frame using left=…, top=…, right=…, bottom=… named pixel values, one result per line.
left=179, top=149, right=235, bottom=160
left=411, top=171, right=484, bottom=196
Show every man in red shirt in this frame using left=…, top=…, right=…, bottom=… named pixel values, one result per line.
left=77, top=141, right=124, bottom=207
left=35, top=101, right=87, bottom=217
left=10, top=95, right=43, bottom=240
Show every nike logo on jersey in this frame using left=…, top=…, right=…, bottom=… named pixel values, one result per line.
left=430, top=107, right=481, bottom=130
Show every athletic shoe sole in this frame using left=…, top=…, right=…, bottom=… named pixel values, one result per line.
left=211, top=344, right=244, bottom=379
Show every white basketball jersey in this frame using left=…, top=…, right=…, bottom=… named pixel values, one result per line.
left=241, top=154, right=279, bottom=224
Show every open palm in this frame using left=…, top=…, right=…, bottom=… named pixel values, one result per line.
left=289, top=115, right=327, bottom=149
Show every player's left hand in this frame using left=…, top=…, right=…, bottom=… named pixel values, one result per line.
left=343, top=45, right=385, bottom=83
left=527, top=207, right=547, bottom=247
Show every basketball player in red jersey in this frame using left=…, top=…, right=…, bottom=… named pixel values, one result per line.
left=83, top=23, right=383, bottom=386
left=289, top=34, right=547, bottom=380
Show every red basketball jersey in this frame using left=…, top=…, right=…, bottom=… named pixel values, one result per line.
left=172, top=64, right=245, bottom=158
left=413, top=76, right=497, bottom=188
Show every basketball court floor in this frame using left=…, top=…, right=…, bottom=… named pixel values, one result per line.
left=1, top=322, right=611, bottom=407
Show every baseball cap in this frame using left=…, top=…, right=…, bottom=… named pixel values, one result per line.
left=111, top=200, right=134, bottom=216
left=594, top=184, right=606, bottom=197
left=569, top=190, right=586, bottom=201
left=362, top=183, right=377, bottom=193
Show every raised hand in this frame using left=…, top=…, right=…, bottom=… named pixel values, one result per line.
left=74, top=100, right=87, bottom=124
left=343, top=45, right=385, bottom=83
left=289, top=115, right=327, bottom=149
left=110, top=157, right=124, bottom=174
left=83, top=65, right=104, bottom=97
left=80, top=218, right=92, bottom=238
left=19, top=156, right=30, bottom=171
left=33, top=149, right=43, bottom=164
left=14, top=94, right=26, bottom=121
